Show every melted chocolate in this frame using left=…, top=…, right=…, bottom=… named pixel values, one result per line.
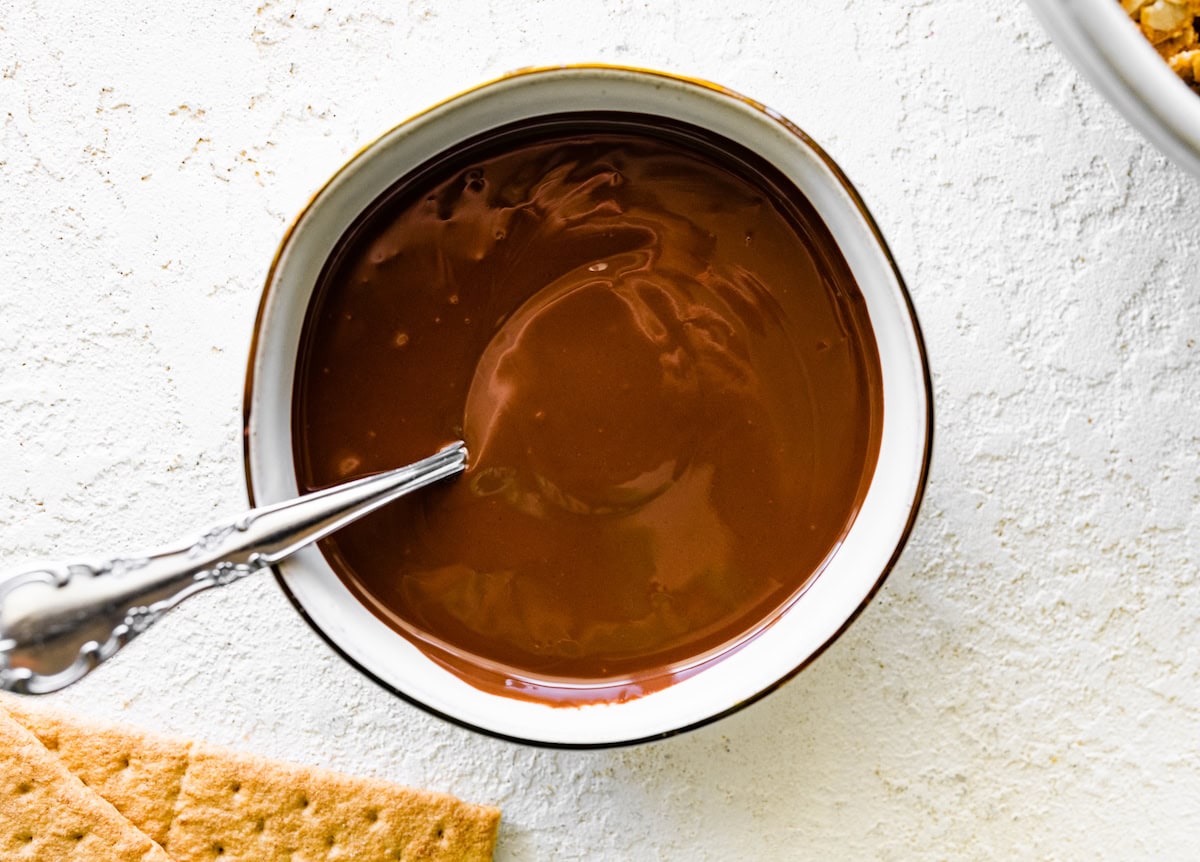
left=293, top=113, right=882, bottom=703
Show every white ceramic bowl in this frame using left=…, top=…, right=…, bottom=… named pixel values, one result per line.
left=1028, top=0, right=1200, bottom=176
left=243, top=66, right=932, bottom=747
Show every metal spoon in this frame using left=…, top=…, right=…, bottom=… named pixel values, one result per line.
left=0, top=441, right=467, bottom=695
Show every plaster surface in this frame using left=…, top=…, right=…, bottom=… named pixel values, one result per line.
left=2, top=1, right=1199, bottom=858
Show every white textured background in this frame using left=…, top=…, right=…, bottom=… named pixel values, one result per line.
left=2, top=1, right=1199, bottom=858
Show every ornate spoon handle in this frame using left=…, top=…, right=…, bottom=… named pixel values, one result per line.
left=0, top=441, right=467, bottom=695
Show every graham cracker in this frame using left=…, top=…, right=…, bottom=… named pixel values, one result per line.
left=2, top=697, right=500, bottom=862
left=1, top=698, right=189, bottom=848
left=0, top=707, right=171, bottom=861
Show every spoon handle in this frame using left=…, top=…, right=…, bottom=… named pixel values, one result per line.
left=0, top=441, right=467, bottom=695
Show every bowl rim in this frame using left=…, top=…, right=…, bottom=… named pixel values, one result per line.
left=241, top=63, right=934, bottom=749
left=1027, top=0, right=1200, bottom=177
